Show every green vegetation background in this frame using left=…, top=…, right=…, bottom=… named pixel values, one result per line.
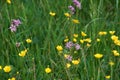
left=0, top=0, right=120, bottom=80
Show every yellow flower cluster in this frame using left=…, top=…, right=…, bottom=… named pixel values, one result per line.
left=98, top=31, right=107, bottom=36
left=8, top=77, right=16, bottom=80
left=19, top=49, right=28, bottom=57
left=80, top=38, right=91, bottom=44
left=83, top=38, right=91, bottom=43
left=64, top=36, right=69, bottom=42
left=111, top=35, right=120, bottom=46
left=111, top=35, right=118, bottom=41
left=97, top=31, right=120, bottom=46
left=113, top=39, right=120, bottom=46
left=72, top=34, right=79, bottom=43
left=112, top=50, right=119, bottom=56
left=49, top=12, right=56, bottom=16
left=64, top=32, right=91, bottom=48
left=109, top=31, right=115, bottom=35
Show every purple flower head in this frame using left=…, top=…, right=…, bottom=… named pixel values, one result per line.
left=65, top=41, right=74, bottom=49
left=73, top=0, right=81, bottom=9
left=9, top=19, right=21, bottom=32
left=12, top=19, right=21, bottom=27
left=9, top=24, right=17, bottom=32
left=66, top=55, right=72, bottom=61
left=74, top=43, right=81, bottom=50
left=68, top=5, right=75, bottom=14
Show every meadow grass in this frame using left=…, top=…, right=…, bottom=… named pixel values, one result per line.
left=0, top=0, right=120, bottom=80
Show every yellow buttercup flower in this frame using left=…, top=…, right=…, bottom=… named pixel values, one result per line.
left=105, top=75, right=110, bottom=79
left=80, top=39, right=84, bottom=44
left=19, top=49, right=28, bottom=57
left=112, top=50, right=117, bottom=53
left=0, top=66, right=2, bottom=70
left=73, top=34, right=78, bottom=38
left=3, top=66, right=11, bottom=73
left=81, top=31, right=87, bottom=37
left=73, top=38, right=77, bottom=42
left=72, top=59, right=80, bottom=65
left=112, top=50, right=119, bottom=56
left=17, top=71, right=19, bottom=74
left=66, top=63, right=71, bottom=68
left=49, top=12, right=56, bottom=16
left=7, top=0, right=11, bottom=4
left=64, top=13, right=71, bottom=17
left=11, top=77, right=16, bottom=80
left=111, top=35, right=118, bottom=41
left=109, top=61, right=115, bottom=66
left=64, top=38, right=69, bottom=42
left=109, top=31, right=115, bottom=35
left=26, top=39, right=32, bottom=43
left=72, top=19, right=80, bottom=24
left=56, top=45, right=63, bottom=51
left=94, top=53, right=103, bottom=59
left=86, top=43, right=91, bottom=47
left=114, top=53, right=120, bottom=56
left=19, top=51, right=26, bottom=57
left=113, top=39, right=120, bottom=46
left=97, top=38, right=100, bottom=42
left=64, top=54, right=68, bottom=58
left=45, top=67, right=51, bottom=73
